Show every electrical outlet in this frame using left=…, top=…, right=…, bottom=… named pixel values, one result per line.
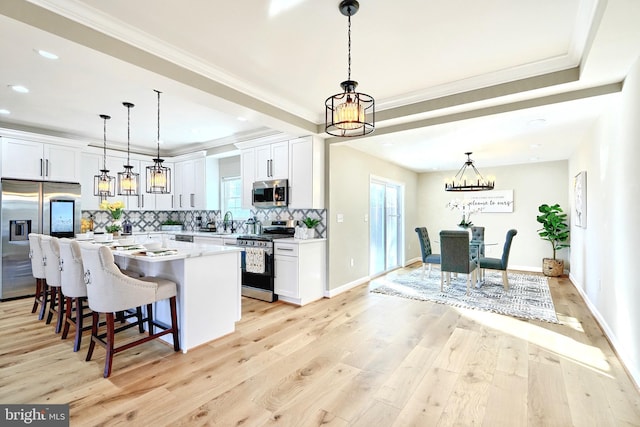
left=350, top=258, right=354, bottom=267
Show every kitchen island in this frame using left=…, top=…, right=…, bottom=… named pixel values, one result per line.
left=112, top=241, right=242, bottom=353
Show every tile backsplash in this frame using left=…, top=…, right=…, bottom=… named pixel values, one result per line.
left=83, top=208, right=327, bottom=237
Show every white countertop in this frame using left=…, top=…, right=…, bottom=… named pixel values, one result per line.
left=110, top=240, right=242, bottom=262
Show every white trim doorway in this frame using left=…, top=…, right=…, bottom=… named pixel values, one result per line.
left=369, top=176, right=405, bottom=277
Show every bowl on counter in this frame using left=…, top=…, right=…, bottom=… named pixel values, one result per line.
left=118, top=237, right=135, bottom=246
left=143, top=241, right=162, bottom=251
left=75, top=232, right=94, bottom=241
left=94, top=233, right=113, bottom=243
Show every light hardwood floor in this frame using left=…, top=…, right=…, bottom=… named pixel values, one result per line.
left=1, top=268, right=639, bottom=426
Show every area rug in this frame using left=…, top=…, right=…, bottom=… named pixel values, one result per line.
left=371, top=268, right=558, bottom=323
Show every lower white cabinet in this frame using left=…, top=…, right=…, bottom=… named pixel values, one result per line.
left=274, top=240, right=325, bottom=306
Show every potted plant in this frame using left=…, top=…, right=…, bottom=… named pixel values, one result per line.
left=536, top=203, right=570, bottom=276
left=299, top=217, right=320, bottom=239
left=160, top=220, right=183, bottom=232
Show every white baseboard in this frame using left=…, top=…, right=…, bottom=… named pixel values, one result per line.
left=325, top=275, right=371, bottom=298
left=568, top=273, right=640, bottom=389
left=405, top=257, right=421, bottom=267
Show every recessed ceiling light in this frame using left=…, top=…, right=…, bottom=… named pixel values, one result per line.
left=530, top=143, right=541, bottom=149
left=527, top=118, right=546, bottom=127
left=530, top=156, right=540, bottom=162
left=10, top=85, right=29, bottom=93
left=36, top=49, right=58, bottom=60
left=0, top=109, right=10, bottom=115
left=237, top=116, right=247, bottom=122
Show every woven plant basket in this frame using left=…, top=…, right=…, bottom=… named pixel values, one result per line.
left=543, top=258, right=564, bottom=277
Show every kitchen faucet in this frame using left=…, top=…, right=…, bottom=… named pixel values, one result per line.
left=223, top=211, right=235, bottom=233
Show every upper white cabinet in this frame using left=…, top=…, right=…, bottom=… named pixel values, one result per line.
left=255, top=141, right=288, bottom=180
left=174, top=157, right=205, bottom=210
left=2, top=138, right=80, bottom=182
left=240, top=149, right=255, bottom=209
left=288, top=136, right=325, bottom=210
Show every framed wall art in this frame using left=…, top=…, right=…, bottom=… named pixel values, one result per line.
left=574, top=171, right=587, bottom=228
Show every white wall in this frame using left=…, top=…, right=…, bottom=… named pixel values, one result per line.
left=418, top=161, right=570, bottom=270
left=569, top=56, right=640, bottom=386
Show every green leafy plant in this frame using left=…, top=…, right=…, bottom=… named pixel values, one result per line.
left=105, top=224, right=121, bottom=233
left=302, top=217, right=320, bottom=229
left=161, top=219, right=183, bottom=225
left=536, top=203, right=570, bottom=260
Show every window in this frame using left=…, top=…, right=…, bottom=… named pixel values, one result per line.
left=221, top=176, right=251, bottom=219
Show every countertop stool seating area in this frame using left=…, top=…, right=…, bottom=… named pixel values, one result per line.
left=478, top=229, right=518, bottom=291
left=28, top=233, right=48, bottom=320
left=439, top=230, right=478, bottom=295
left=58, top=238, right=93, bottom=352
left=414, top=227, right=441, bottom=279
left=40, top=235, right=64, bottom=333
left=79, top=242, right=180, bottom=378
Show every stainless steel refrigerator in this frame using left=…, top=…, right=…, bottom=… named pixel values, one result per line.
left=0, top=179, right=81, bottom=300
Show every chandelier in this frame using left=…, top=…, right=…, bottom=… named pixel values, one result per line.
left=146, top=90, right=171, bottom=194
left=445, top=152, right=495, bottom=192
left=93, top=114, right=115, bottom=200
left=325, top=0, right=374, bottom=137
left=117, top=102, right=140, bottom=196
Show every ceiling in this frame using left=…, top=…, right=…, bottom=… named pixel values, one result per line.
left=1, top=0, right=639, bottom=172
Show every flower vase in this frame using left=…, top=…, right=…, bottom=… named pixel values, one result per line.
left=112, top=219, right=122, bottom=237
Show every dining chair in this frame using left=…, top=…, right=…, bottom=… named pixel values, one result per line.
left=478, top=229, right=518, bottom=291
left=470, top=226, right=485, bottom=259
left=28, top=233, right=48, bottom=320
left=79, top=242, right=180, bottom=378
left=414, top=227, right=441, bottom=279
left=439, top=230, right=478, bottom=295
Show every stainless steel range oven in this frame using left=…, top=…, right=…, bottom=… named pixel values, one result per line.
left=237, top=220, right=297, bottom=302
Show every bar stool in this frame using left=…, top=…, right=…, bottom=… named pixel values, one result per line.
left=58, top=238, right=92, bottom=352
left=79, top=242, right=180, bottom=378
left=28, top=233, right=48, bottom=320
left=40, top=235, right=64, bottom=333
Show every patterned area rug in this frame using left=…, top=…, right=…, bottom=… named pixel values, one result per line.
left=371, top=268, right=558, bottom=323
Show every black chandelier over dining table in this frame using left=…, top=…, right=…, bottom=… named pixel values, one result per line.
left=445, top=152, right=495, bottom=192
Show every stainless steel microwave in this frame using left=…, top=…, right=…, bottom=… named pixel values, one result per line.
left=252, top=179, right=288, bottom=208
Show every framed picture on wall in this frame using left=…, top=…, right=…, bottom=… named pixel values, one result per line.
left=574, top=171, right=587, bottom=228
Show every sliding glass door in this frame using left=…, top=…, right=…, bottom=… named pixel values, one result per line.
left=370, top=177, right=404, bottom=276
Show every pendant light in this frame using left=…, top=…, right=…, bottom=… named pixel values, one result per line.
left=146, top=89, right=171, bottom=194
left=325, top=0, right=374, bottom=137
left=93, top=114, right=115, bottom=200
left=445, top=152, right=495, bottom=192
left=117, top=102, right=139, bottom=196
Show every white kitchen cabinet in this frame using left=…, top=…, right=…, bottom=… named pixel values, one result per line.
left=1, top=138, right=80, bottom=182
left=79, top=152, right=103, bottom=210
left=107, top=156, right=141, bottom=211
left=288, top=136, right=325, bottom=209
left=240, top=149, right=255, bottom=209
left=274, top=240, right=325, bottom=306
left=194, top=236, right=223, bottom=246
left=175, top=157, right=205, bottom=210
left=255, top=140, right=288, bottom=180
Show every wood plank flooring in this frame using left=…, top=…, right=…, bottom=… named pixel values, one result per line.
left=1, top=268, right=639, bottom=426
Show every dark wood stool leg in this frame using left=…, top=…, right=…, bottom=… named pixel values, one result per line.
left=38, top=282, right=49, bottom=321
left=146, top=303, right=154, bottom=335
left=46, top=286, right=57, bottom=325
left=61, top=297, right=73, bottom=339
left=73, top=298, right=84, bottom=352
left=86, top=311, right=99, bottom=362
left=104, top=312, right=115, bottom=378
left=170, top=296, right=180, bottom=351
left=136, top=307, right=144, bottom=333
left=54, top=287, right=64, bottom=334
left=31, top=278, right=43, bottom=313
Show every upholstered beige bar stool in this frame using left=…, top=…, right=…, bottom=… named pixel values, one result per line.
left=28, top=233, right=48, bottom=320
left=40, top=235, right=64, bottom=333
left=79, top=242, right=180, bottom=378
left=58, top=238, right=92, bottom=352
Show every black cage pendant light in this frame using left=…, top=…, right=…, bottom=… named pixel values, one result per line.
left=146, top=89, right=171, bottom=194
left=325, top=0, right=374, bottom=137
left=444, top=152, right=495, bottom=192
left=93, top=114, right=115, bottom=200
left=117, top=102, right=140, bottom=196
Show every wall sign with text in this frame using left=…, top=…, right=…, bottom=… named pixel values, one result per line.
left=463, top=190, right=514, bottom=212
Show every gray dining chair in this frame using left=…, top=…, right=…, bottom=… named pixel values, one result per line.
left=478, top=229, right=518, bottom=291
left=414, top=227, right=441, bottom=279
left=439, top=230, right=478, bottom=295
left=470, top=226, right=485, bottom=260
